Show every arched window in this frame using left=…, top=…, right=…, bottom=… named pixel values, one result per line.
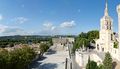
left=111, top=34, right=113, bottom=40
left=102, top=48, right=104, bottom=52
left=97, top=44, right=99, bottom=50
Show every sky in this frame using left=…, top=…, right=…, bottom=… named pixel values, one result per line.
left=0, top=0, right=120, bottom=36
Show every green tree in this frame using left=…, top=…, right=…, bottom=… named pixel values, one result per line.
left=114, top=42, right=118, bottom=48
left=79, top=32, right=88, bottom=38
left=86, top=57, right=98, bottom=69
left=86, top=57, right=91, bottom=69
left=39, top=43, right=49, bottom=56
left=103, top=52, right=112, bottom=69
left=0, top=48, right=9, bottom=69
left=72, top=30, right=99, bottom=53
left=0, top=45, right=36, bottom=69
left=98, top=64, right=104, bottom=69
left=87, top=30, right=99, bottom=43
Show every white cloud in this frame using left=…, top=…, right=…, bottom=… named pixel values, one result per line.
left=60, top=20, right=76, bottom=28
left=0, top=24, right=8, bottom=33
left=33, top=22, right=59, bottom=35
left=43, top=23, right=53, bottom=29
left=36, top=21, right=76, bottom=35
left=2, top=28, right=26, bottom=35
left=0, top=24, right=29, bottom=36
left=43, top=22, right=56, bottom=31
left=0, top=14, right=3, bottom=21
left=14, top=17, right=28, bottom=24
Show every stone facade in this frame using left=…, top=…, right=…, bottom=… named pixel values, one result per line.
left=96, top=0, right=114, bottom=53
left=75, top=1, right=120, bottom=69
left=52, top=37, right=74, bottom=50
left=95, top=1, right=120, bottom=61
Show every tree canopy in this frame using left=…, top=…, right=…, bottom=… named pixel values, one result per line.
left=86, top=57, right=98, bottom=69
left=0, top=35, right=53, bottom=48
left=0, top=45, right=36, bottom=69
left=73, top=30, right=99, bottom=52
left=103, top=52, right=112, bottom=69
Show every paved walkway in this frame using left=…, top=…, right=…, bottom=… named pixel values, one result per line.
left=29, top=46, right=69, bottom=69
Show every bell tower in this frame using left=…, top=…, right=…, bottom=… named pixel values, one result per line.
left=117, top=4, right=120, bottom=60
left=99, top=0, right=113, bottom=52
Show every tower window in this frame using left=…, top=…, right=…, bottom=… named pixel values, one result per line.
left=111, top=34, right=113, bottom=40
left=102, top=48, right=104, bottom=52
left=97, top=44, right=99, bottom=50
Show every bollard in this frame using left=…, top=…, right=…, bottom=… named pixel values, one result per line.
left=65, top=58, right=68, bottom=69
left=70, top=62, right=72, bottom=69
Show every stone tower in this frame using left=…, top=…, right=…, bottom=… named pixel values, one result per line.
left=117, top=4, right=120, bottom=60
left=99, top=0, right=113, bottom=52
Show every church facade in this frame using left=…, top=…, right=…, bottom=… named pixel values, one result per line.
left=75, top=1, right=120, bottom=69
left=95, top=1, right=120, bottom=61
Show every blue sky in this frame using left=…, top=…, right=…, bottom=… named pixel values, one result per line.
left=0, top=0, right=119, bottom=36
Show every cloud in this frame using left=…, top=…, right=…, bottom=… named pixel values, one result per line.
left=33, top=22, right=59, bottom=35
left=43, top=22, right=56, bottom=31
left=0, top=14, right=3, bottom=21
left=60, top=20, right=76, bottom=28
left=0, top=24, right=29, bottom=36
left=14, top=17, right=28, bottom=24
left=0, top=24, right=8, bottom=33
left=2, top=28, right=26, bottom=35
left=36, top=20, right=76, bottom=35
left=43, top=23, right=53, bottom=29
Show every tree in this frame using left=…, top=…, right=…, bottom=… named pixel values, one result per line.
left=0, top=45, right=36, bottom=69
left=0, top=48, right=9, bottom=69
left=86, top=57, right=91, bottom=69
left=98, top=64, right=104, bottom=69
left=103, top=52, right=112, bottom=69
left=72, top=30, right=99, bottom=53
left=86, top=57, right=98, bottom=69
left=39, top=43, right=49, bottom=56
left=79, top=32, right=88, bottom=38
left=114, top=42, right=118, bottom=48
left=87, top=30, right=99, bottom=43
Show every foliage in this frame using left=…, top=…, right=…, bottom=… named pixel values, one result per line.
left=0, top=35, right=53, bottom=48
left=98, top=64, right=104, bottom=69
left=86, top=52, right=113, bottom=69
left=103, top=52, right=112, bottom=69
left=114, top=41, right=118, bottom=48
left=39, top=43, right=49, bottom=56
left=0, top=45, right=36, bottom=69
left=87, top=30, right=99, bottom=41
left=73, top=30, right=99, bottom=52
left=0, top=49, right=9, bottom=69
left=86, top=57, right=98, bottom=69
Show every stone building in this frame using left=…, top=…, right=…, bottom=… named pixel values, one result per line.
left=75, top=0, right=120, bottom=69
left=96, top=0, right=120, bottom=61
left=52, top=37, right=74, bottom=50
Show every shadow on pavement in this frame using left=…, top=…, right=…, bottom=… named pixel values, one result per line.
left=45, top=49, right=56, bottom=55
left=39, top=63, right=58, bottom=69
left=29, top=56, right=47, bottom=69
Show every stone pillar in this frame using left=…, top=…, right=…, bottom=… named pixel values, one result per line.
left=117, top=4, right=120, bottom=61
